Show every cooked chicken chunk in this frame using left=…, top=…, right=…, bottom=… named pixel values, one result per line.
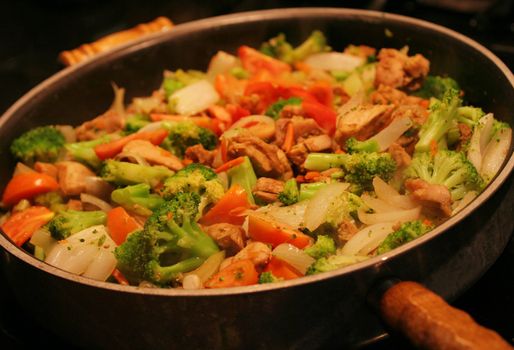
left=76, top=110, right=125, bottom=141
left=335, top=104, right=394, bottom=144
left=375, top=48, right=430, bottom=91
left=185, top=144, right=216, bottom=167
left=275, top=116, right=325, bottom=146
left=388, top=142, right=412, bottom=168
left=56, top=161, right=96, bottom=196
left=405, top=178, right=452, bottom=217
left=122, top=140, right=183, bottom=171
left=220, top=242, right=272, bottom=270
left=205, top=223, right=247, bottom=256
left=287, top=134, right=333, bottom=166
left=253, top=177, right=284, bottom=203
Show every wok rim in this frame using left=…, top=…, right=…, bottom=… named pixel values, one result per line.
left=0, top=7, right=513, bottom=297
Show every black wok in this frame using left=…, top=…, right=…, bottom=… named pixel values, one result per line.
left=0, top=8, right=513, bottom=349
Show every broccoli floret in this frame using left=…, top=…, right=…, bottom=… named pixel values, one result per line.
left=10, top=126, right=65, bottom=165
left=278, top=178, right=300, bottom=206
left=413, top=75, right=460, bottom=100
left=115, top=192, right=219, bottom=285
left=377, top=220, right=433, bottom=254
left=160, top=121, right=217, bottom=158
left=345, top=137, right=380, bottom=154
left=265, top=97, right=302, bottom=120
left=227, top=156, right=257, bottom=204
left=230, top=67, right=250, bottom=79
left=101, top=160, right=173, bottom=187
left=48, top=210, right=107, bottom=241
left=314, top=191, right=364, bottom=234
left=124, top=114, right=151, bottom=134
left=111, top=183, right=165, bottom=216
left=306, top=254, right=369, bottom=275
left=304, top=235, right=336, bottom=259
left=260, top=33, right=294, bottom=61
left=456, top=106, right=485, bottom=127
left=161, top=163, right=224, bottom=206
left=404, top=150, right=483, bottom=200
left=162, top=69, right=205, bottom=98
left=65, top=135, right=110, bottom=169
left=33, top=191, right=66, bottom=212
left=415, top=89, right=462, bottom=153
left=260, top=30, right=329, bottom=64
left=258, top=271, right=283, bottom=284
left=304, top=152, right=397, bottom=193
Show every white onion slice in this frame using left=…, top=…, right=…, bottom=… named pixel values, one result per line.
left=304, top=52, right=365, bottom=71
left=183, top=274, right=203, bottom=290
left=451, top=191, right=478, bottom=215
left=304, top=182, right=350, bottom=231
left=259, top=201, right=309, bottom=229
left=467, top=113, right=494, bottom=170
left=227, top=115, right=276, bottom=140
left=30, top=229, right=56, bottom=253
left=115, top=152, right=150, bottom=166
left=371, top=117, right=413, bottom=151
left=361, top=194, right=398, bottom=213
left=373, top=177, right=418, bottom=209
left=480, top=127, right=512, bottom=183
left=357, top=206, right=421, bottom=226
left=84, top=176, right=114, bottom=200
left=207, top=51, right=239, bottom=81
left=341, top=223, right=395, bottom=255
left=82, top=248, right=117, bottom=281
left=170, top=80, right=219, bottom=115
left=138, top=121, right=166, bottom=133
left=272, top=243, right=314, bottom=275
left=80, top=193, right=113, bottom=213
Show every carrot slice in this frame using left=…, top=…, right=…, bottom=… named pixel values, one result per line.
left=247, top=212, right=312, bottom=249
left=304, top=171, right=321, bottom=181
left=215, top=156, right=245, bottom=174
left=1, top=206, right=54, bottom=246
left=199, top=184, right=252, bottom=226
left=94, top=129, right=168, bottom=160
left=205, top=259, right=258, bottom=288
left=282, top=122, right=295, bottom=153
left=264, top=256, right=303, bottom=280
left=107, top=207, right=141, bottom=245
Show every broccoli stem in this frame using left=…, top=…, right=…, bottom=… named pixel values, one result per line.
left=111, top=184, right=165, bottom=216
left=304, top=153, right=347, bottom=171
left=299, top=182, right=327, bottom=201
left=65, top=136, right=111, bottom=169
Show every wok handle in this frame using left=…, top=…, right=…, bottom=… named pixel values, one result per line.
left=58, top=16, right=174, bottom=66
left=379, top=281, right=513, bottom=349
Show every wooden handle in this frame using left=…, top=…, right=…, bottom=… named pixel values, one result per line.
left=379, top=281, right=513, bottom=349
left=59, top=16, right=174, bottom=66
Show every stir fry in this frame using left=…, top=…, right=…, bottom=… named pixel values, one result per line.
left=1, top=31, right=511, bottom=289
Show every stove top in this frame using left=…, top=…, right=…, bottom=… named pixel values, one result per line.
left=1, top=0, right=513, bottom=348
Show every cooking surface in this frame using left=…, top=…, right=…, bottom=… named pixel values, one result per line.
left=0, top=0, right=513, bottom=348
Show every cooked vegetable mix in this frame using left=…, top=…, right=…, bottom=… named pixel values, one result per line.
left=1, top=31, right=511, bottom=289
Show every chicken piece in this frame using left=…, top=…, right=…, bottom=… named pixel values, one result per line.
left=66, top=199, right=83, bottom=211
left=337, top=220, right=359, bottom=244
left=344, top=44, right=376, bottom=59
left=275, top=116, right=324, bottom=146
left=220, top=242, right=272, bottom=270
left=405, top=178, right=452, bottom=217
left=122, top=140, right=183, bottom=171
left=253, top=177, right=284, bottom=203
left=375, top=48, right=430, bottom=91
left=335, top=104, right=394, bottom=144
left=56, top=161, right=96, bottom=196
left=184, top=144, right=216, bottom=167
left=34, top=162, right=58, bottom=179
left=457, top=123, right=473, bottom=151
left=76, top=110, right=125, bottom=141
left=227, top=133, right=293, bottom=180
left=388, top=142, right=412, bottom=168
left=287, top=134, right=333, bottom=167
left=205, top=223, right=247, bottom=256
left=370, top=85, right=423, bottom=106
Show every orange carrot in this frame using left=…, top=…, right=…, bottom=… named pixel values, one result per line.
left=205, top=259, right=258, bottom=288
left=215, top=156, right=245, bottom=173
left=264, top=256, right=303, bottom=280
left=199, top=184, right=252, bottom=226
left=247, top=212, right=312, bottom=249
left=282, top=122, right=295, bottom=152
left=94, top=129, right=168, bottom=160
left=107, top=207, right=141, bottom=245
left=2, top=172, right=60, bottom=206
left=1, top=206, right=54, bottom=246
left=430, top=139, right=438, bottom=157
left=304, top=171, right=321, bottom=181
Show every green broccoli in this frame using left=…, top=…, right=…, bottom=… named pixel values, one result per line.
left=260, top=33, right=294, bottom=61
left=48, top=210, right=107, bottom=241
left=161, top=163, right=224, bottom=206
left=278, top=178, right=300, bottom=206
left=227, top=156, right=258, bottom=204
left=345, top=137, right=380, bottom=154
left=124, top=114, right=151, bottom=134
left=101, top=160, right=173, bottom=187
left=304, top=152, right=397, bottom=193
left=404, top=150, right=483, bottom=201
left=313, top=191, right=364, bottom=234
left=162, top=69, right=205, bottom=98
left=230, top=67, right=250, bottom=80
left=265, top=97, right=302, bottom=120
left=415, top=89, right=462, bottom=153
left=160, top=121, right=217, bottom=158
left=304, top=235, right=336, bottom=259
left=377, top=220, right=433, bottom=254
left=65, top=135, right=111, bottom=169
left=260, top=30, right=329, bottom=63
left=413, top=75, right=460, bottom=100
left=306, top=254, right=369, bottom=275
left=111, top=183, right=165, bottom=216
left=33, top=192, right=66, bottom=212
left=258, top=271, right=283, bottom=284
left=456, top=106, right=485, bottom=127
left=299, top=182, right=328, bottom=201
left=115, top=192, right=219, bottom=285
left=10, top=126, right=65, bottom=164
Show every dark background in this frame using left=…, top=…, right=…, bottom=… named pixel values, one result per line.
left=0, top=0, right=513, bottom=349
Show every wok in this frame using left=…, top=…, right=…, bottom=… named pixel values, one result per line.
left=0, top=8, right=513, bottom=349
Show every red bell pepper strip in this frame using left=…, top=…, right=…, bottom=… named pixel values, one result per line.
left=2, top=172, right=59, bottom=206
left=1, top=206, right=54, bottom=246
left=247, top=212, right=312, bottom=249
left=199, top=184, right=252, bottom=226
left=301, top=100, right=337, bottom=135
left=94, top=129, right=169, bottom=160
left=307, top=81, right=334, bottom=107
left=214, top=156, right=245, bottom=174
left=238, top=45, right=291, bottom=76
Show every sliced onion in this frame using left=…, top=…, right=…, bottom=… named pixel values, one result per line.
left=80, top=193, right=113, bottom=213
left=452, top=191, right=478, bottom=215
left=480, top=127, right=512, bottom=183
left=183, top=274, right=203, bottom=290
left=30, top=228, right=57, bottom=254
left=115, top=151, right=150, bottom=166
left=84, top=176, right=114, bottom=200
left=371, top=117, right=413, bottom=151
left=337, top=91, right=365, bottom=124
left=227, top=115, right=276, bottom=140
left=341, top=223, right=395, bottom=256
left=467, top=113, right=494, bottom=170
left=183, top=251, right=226, bottom=285
left=361, top=194, right=398, bottom=213
left=138, top=121, right=167, bottom=133
left=357, top=206, right=421, bottom=226
left=82, top=248, right=117, bottom=281
left=304, top=52, right=365, bottom=71
left=62, top=245, right=100, bottom=275
left=272, top=243, right=315, bottom=275
left=304, top=182, right=350, bottom=231
left=170, top=80, right=219, bottom=115
left=259, top=201, right=309, bottom=229
left=207, top=51, right=239, bottom=81
left=373, top=177, right=418, bottom=209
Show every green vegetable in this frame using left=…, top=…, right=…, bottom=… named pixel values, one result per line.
left=265, top=97, right=302, bottom=120
left=345, top=137, right=380, bottom=154
left=404, top=150, right=483, bottom=201
left=258, top=271, right=283, bottom=284
left=160, top=121, right=217, bottom=158
left=299, top=182, right=327, bottom=201
left=124, top=114, right=151, bottom=134
left=65, top=135, right=110, bottom=169
left=33, top=192, right=66, bottom=212
left=260, top=30, right=329, bottom=64
left=48, top=210, right=107, bottom=241
left=306, top=254, right=368, bottom=275
left=101, top=160, right=173, bottom=187
left=341, top=63, right=376, bottom=96
left=278, top=178, right=299, bottom=206
left=377, top=220, right=433, bottom=254
left=115, top=192, right=219, bottom=285
left=227, top=156, right=257, bottom=204
left=10, top=126, right=65, bottom=164
left=413, top=75, right=460, bottom=100
left=111, top=184, right=165, bottom=216
left=230, top=67, right=249, bottom=79
left=162, top=69, right=205, bottom=98
left=304, top=235, right=336, bottom=259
